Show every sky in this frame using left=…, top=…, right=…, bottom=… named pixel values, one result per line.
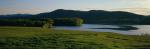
left=0, top=0, right=150, bottom=15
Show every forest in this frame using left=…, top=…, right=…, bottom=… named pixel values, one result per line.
left=0, top=18, right=83, bottom=28
left=1, top=9, right=150, bottom=25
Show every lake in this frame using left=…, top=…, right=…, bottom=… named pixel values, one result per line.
left=53, top=24, right=150, bottom=35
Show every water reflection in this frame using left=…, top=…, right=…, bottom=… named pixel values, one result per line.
left=53, top=24, right=150, bottom=35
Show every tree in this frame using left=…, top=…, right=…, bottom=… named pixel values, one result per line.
left=53, top=18, right=83, bottom=26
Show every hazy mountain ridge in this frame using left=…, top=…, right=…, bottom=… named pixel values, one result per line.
left=0, top=14, right=33, bottom=19
left=1, top=9, right=150, bottom=24
left=36, top=9, right=145, bottom=18
left=0, top=9, right=146, bottom=18
left=35, top=9, right=149, bottom=24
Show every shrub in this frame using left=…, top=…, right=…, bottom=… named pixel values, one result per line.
left=0, top=19, right=53, bottom=28
left=53, top=18, right=83, bottom=26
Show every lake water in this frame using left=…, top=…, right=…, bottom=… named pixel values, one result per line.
left=53, top=24, right=150, bottom=35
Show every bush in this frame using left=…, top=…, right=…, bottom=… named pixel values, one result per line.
left=0, top=19, right=53, bottom=28
left=53, top=18, right=83, bottom=26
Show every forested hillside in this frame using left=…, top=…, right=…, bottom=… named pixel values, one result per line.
left=1, top=9, right=150, bottom=25
left=36, top=9, right=150, bottom=25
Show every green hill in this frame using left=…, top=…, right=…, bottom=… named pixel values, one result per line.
left=35, top=9, right=150, bottom=25
left=1, top=9, right=150, bottom=25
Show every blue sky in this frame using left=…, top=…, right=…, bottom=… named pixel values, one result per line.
left=0, top=0, right=150, bottom=15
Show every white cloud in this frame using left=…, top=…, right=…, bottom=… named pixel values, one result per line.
left=0, top=8, right=45, bottom=15
left=109, top=0, right=150, bottom=15
left=116, top=0, right=150, bottom=8
left=111, top=8, right=150, bottom=15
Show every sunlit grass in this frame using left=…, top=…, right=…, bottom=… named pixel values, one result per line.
left=0, top=26, right=149, bottom=49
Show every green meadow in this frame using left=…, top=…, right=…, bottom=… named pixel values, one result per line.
left=0, top=26, right=150, bottom=49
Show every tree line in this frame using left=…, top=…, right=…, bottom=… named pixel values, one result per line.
left=53, top=18, right=83, bottom=26
left=1, top=9, right=150, bottom=25
left=35, top=9, right=150, bottom=25
left=0, top=18, right=83, bottom=28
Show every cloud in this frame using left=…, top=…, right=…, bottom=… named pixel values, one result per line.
left=111, top=8, right=150, bottom=15
left=0, top=8, right=45, bottom=15
left=110, top=0, right=150, bottom=15
left=117, top=0, right=150, bottom=8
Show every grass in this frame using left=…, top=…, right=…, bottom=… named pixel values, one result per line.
left=0, top=26, right=150, bottom=49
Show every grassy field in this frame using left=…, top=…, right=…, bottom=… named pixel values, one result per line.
left=0, top=26, right=150, bottom=49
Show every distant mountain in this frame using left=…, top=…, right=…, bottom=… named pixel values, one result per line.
left=35, top=9, right=149, bottom=24
left=0, top=14, right=33, bottom=19
left=1, top=9, right=150, bottom=24
left=36, top=9, right=145, bottom=18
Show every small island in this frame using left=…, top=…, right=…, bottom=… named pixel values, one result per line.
left=90, top=25, right=138, bottom=31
